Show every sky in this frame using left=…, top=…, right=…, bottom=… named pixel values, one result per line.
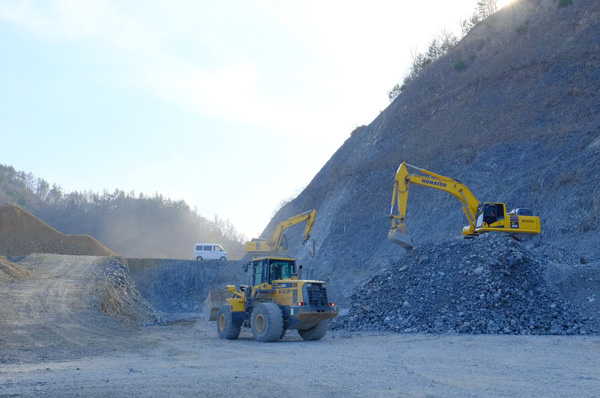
left=0, top=0, right=512, bottom=239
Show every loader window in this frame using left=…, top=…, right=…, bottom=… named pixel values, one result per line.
left=270, top=264, right=282, bottom=281
left=268, top=260, right=295, bottom=282
left=253, top=260, right=268, bottom=285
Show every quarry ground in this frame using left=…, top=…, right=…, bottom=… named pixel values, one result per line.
left=2, top=322, right=600, bottom=398
left=1, top=255, right=600, bottom=397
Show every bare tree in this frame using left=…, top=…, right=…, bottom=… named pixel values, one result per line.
left=477, top=0, right=498, bottom=20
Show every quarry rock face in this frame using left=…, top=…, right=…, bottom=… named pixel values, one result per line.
left=258, top=0, right=600, bottom=333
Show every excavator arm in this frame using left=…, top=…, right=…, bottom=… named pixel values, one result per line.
left=389, top=162, right=480, bottom=250
left=269, top=209, right=316, bottom=248
left=245, top=209, right=317, bottom=255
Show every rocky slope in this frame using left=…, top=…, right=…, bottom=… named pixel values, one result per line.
left=261, top=0, right=600, bottom=310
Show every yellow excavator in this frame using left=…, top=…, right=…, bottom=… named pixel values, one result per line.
left=389, top=162, right=541, bottom=250
left=245, top=209, right=317, bottom=257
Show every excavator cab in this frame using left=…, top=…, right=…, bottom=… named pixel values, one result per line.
left=476, top=203, right=506, bottom=228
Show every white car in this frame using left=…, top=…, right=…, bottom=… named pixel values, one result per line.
left=194, top=243, right=228, bottom=261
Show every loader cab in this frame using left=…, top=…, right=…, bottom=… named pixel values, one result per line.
left=246, top=257, right=296, bottom=286
left=476, top=203, right=506, bottom=228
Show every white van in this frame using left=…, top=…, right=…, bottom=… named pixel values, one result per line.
left=194, top=243, right=228, bottom=261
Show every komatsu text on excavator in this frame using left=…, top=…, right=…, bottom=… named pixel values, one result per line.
left=388, top=162, right=541, bottom=250
left=245, top=209, right=317, bottom=257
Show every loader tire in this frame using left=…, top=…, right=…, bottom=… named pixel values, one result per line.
left=251, top=303, right=283, bottom=342
left=217, top=304, right=241, bottom=340
left=298, top=320, right=330, bottom=341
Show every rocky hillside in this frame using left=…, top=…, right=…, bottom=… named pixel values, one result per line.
left=260, top=0, right=600, bottom=305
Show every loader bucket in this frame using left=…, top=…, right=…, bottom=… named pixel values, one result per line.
left=203, top=290, right=234, bottom=321
left=388, top=224, right=413, bottom=251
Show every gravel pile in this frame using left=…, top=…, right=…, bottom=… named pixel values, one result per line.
left=0, top=255, right=31, bottom=283
left=0, top=204, right=116, bottom=256
left=98, top=258, right=158, bottom=326
left=334, top=233, right=600, bottom=335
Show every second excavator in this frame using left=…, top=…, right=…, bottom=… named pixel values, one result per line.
left=245, top=209, right=317, bottom=257
left=389, top=162, right=541, bottom=250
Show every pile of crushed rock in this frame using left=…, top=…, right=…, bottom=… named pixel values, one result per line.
left=98, top=258, right=158, bottom=326
left=333, top=233, right=599, bottom=335
left=0, top=204, right=116, bottom=256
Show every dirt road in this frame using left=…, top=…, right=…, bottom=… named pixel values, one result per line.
left=1, top=255, right=599, bottom=397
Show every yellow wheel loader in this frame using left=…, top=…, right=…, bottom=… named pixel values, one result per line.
left=389, top=162, right=541, bottom=250
left=244, top=209, right=317, bottom=257
left=207, top=256, right=338, bottom=342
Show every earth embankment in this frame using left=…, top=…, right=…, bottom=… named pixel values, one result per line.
left=0, top=204, right=116, bottom=257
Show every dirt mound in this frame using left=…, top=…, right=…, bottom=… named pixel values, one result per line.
left=335, top=234, right=600, bottom=335
left=0, top=204, right=117, bottom=256
left=0, top=255, right=32, bottom=283
left=0, top=254, right=158, bottom=363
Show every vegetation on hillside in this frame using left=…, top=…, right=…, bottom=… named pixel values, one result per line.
left=0, top=164, right=246, bottom=259
left=388, top=0, right=501, bottom=101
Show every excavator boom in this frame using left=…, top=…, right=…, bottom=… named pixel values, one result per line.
left=245, top=209, right=317, bottom=256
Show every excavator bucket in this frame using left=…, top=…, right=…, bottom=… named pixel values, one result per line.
left=304, top=239, right=316, bottom=257
left=388, top=223, right=413, bottom=251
